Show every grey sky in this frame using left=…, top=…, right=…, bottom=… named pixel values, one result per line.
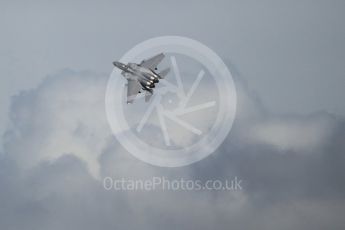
left=1, top=0, right=345, bottom=130
left=0, top=1, right=345, bottom=229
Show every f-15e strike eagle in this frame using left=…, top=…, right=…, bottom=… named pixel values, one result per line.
left=113, top=53, right=170, bottom=104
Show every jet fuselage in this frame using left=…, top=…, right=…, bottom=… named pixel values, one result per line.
left=113, top=61, right=159, bottom=90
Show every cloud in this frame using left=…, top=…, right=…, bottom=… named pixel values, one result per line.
left=0, top=68, right=344, bottom=230
left=3, top=69, right=111, bottom=179
left=248, top=114, right=337, bottom=153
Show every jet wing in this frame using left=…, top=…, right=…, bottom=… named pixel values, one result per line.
left=126, top=79, right=142, bottom=104
left=140, top=53, right=165, bottom=70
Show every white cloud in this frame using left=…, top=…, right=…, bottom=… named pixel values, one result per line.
left=4, top=69, right=111, bottom=179
left=248, top=115, right=336, bottom=153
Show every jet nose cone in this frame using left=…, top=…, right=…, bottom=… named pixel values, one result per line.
left=113, top=61, right=127, bottom=71
left=113, top=61, right=121, bottom=67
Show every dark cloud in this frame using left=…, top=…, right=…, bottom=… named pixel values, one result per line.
left=0, top=67, right=344, bottom=230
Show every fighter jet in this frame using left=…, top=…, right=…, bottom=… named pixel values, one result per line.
left=113, top=53, right=170, bottom=104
